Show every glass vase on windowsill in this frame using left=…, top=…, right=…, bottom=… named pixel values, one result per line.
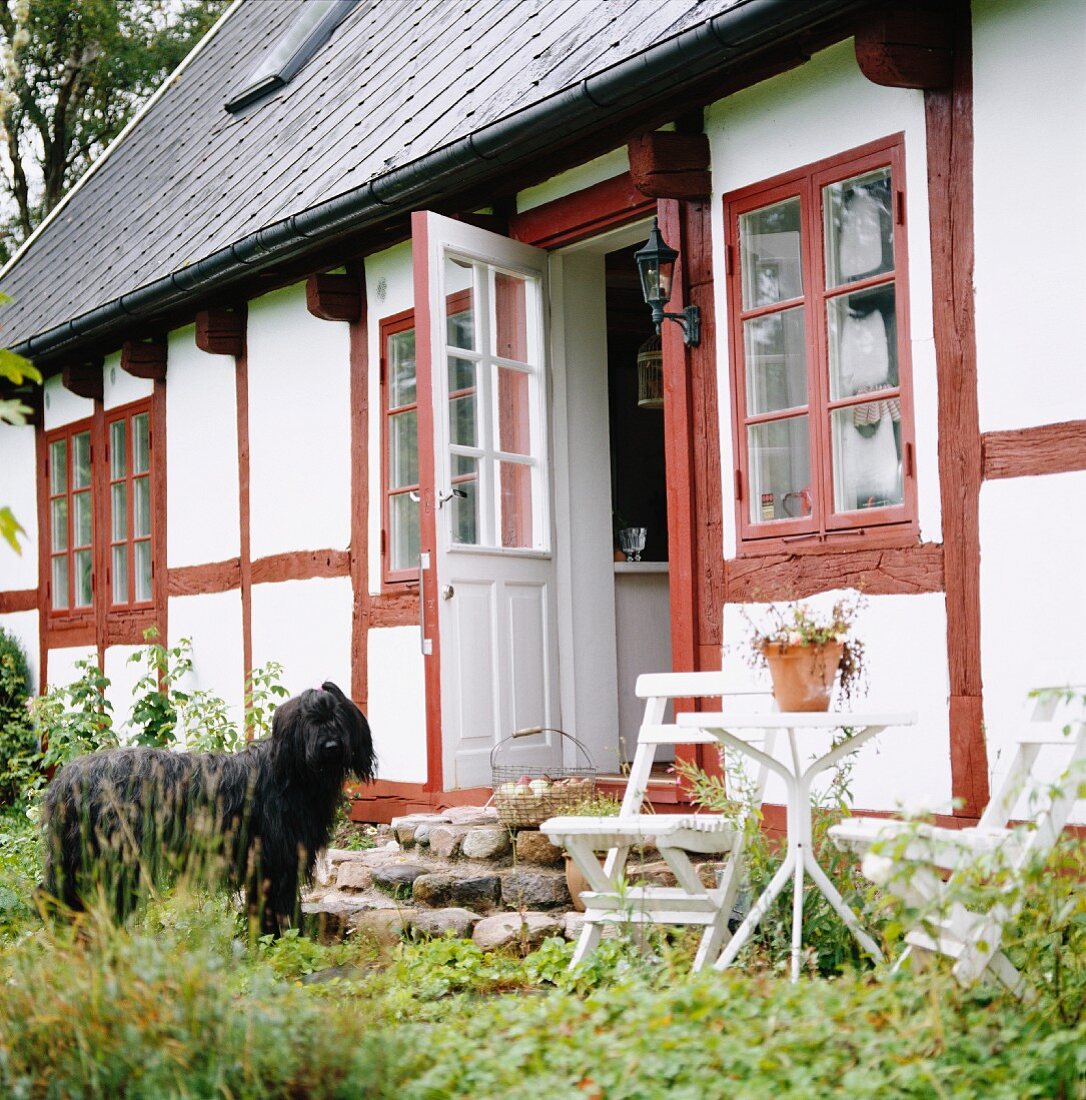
left=744, top=597, right=867, bottom=711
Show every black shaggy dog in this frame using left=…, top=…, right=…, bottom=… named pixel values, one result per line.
left=41, top=681, right=375, bottom=935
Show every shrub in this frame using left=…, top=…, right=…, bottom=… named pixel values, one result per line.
left=0, top=630, right=36, bottom=807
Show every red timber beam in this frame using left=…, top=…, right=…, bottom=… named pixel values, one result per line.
left=923, top=1, right=987, bottom=818
left=628, top=132, right=711, bottom=201
left=306, top=272, right=362, bottom=323
left=982, top=421, right=1086, bottom=481
left=61, top=359, right=104, bottom=401
left=195, top=307, right=245, bottom=358
left=121, top=338, right=167, bottom=382
left=854, top=3, right=954, bottom=90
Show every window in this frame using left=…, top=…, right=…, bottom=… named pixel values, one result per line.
left=47, top=421, right=94, bottom=615
left=381, top=310, right=421, bottom=584
left=724, top=135, right=916, bottom=549
left=107, top=403, right=154, bottom=608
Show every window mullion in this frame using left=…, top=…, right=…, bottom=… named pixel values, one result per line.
left=802, top=176, right=829, bottom=536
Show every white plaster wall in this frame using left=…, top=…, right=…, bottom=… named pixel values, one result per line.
left=168, top=590, right=245, bottom=716
left=0, top=423, right=39, bottom=589
left=103, top=644, right=144, bottom=738
left=103, top=351, right=153, bottom=410
left=42, top=373, right=92, bottom=430
left=366, top=624, right=427, bottom=783
left=516, top=147, right=629, bottom=213
left=705, top=40, right=940, bottom=554
left=973, top=0, right=1086, bottom=433
left=0, top=610, right=38, bottom=691
left=366, top=241, right=414, bottom=595
left=723, top=590, right=952, bottom=813
left=46, top=645, right=97, bottom=691
left=247, top=283, right=351, bottom=559
left=250, top=576, right=352, bottom=697
left=980, top=473, right=1086, bottom=823
left=166, top=326, right=240, bottom=567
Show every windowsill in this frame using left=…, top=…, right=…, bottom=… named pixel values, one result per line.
left=613, top=561, right=669, bottom=574
left=734, top=521, right=919, bottom=558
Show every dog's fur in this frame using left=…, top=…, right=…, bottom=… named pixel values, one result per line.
left=40, top=681, right=376, bottom=934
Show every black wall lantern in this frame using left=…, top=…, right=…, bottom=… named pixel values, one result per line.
left=634, top=218, right=700, bottom=347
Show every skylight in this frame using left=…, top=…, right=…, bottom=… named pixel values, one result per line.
left=225, top=0, right=359, bottom=113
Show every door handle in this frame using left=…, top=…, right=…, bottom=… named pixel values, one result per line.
left=442, top=585, right=454, bottom=600
left=438, top=487, right=467, bottom=509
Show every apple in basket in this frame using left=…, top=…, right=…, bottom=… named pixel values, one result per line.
left=529, top=779, right=550, bottom=797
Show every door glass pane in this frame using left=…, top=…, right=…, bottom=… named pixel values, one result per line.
left=747, top=416, right=811, bottom=524
left=449, top=393, right=476, bottom=448
left=133, top=413, right=150, bottom=474
left=388, top=410, right=418, bottom=488
left=497, top=367, right=530, bottom=455
left=388, top=328, right=416, bottom=408
left=73, top=490, right=92, bottom=547
left=51, top=498, right=68, bottom=551
left=135, top=540, right=152, bottom=602
left=112, top=545, right=128, bottom=604
left=50, top=439, right=67, bottom=494
left=445, top=257, right=475, bottom=350
left=134, top=477, right=151, bottom=539
left=494, top=272, right=528, bottom=363
left=499, top=462, right=532, bottom=548
left=450, top=464, right=479, bottom=546
left=831, top=401, right=903, bottom=513
left=448, top=356, right=474, bottom=393
left=51, top=556, right=69, bottom=609
left=827, top=284, right=897, bottom=400
left=744, top=307, right=807, bottom=415
left=111, top=483, right=127, bottom=541
left=110, top=420, right=126, bottom=479
left=388, top=491, right=420, bottom=573
left=740, top=197, right=803, bottom=309
left=72, top=432, right=91, bottom=489
left=74, top=549, right=92, bottom=607
left=824, top=166, right=893, bottom=287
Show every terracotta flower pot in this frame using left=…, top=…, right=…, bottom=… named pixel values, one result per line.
left=564, top=853, right=590, bottom=912
left=762, top=640, right=844, bottom=712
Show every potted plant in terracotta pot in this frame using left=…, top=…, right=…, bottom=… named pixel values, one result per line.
left=746, top=597, right=866, bottom=712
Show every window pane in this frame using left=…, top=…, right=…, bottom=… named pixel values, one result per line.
left=132, top=414, right=150, bottom=474
left=494, top=272, right=528, bottom=363
left=824, top=167, right=893, bottom=287
left=827, top=284, right=897, bottom=400
left=445, top=258, right=475, bottom=350
left=388, top=410, right=418, bottom=489
left=135, top=540, right=152, bottom=602
left=743, top=307, right=808, bottom=415
left=74, top=549, right=92, bottom=608
left=450, top=464, right=479, bottom=546
left=740, top=197, right=803, bottom=309
left=134, top=477, right=151, bottom=539
left=112, top=544, right=128, bottom=604
left=51, top=497, right=68, bottom=552
left=50, top=439, right=67, bottom=495
left=388, top=492, right=420, bottom=573
left=72, top=432, right=91, bottom=489
left=73, top=490, right=92, bottom=548
left=499, top=462, right=532, bottom=548
left=448, top=356, right=475, bottom=393
left=449, top=393, right=476, bottom=448
left=831, top=401, right=903, bottom=513
left=388, top=328, right=416, bottom=408
left=111, top=483, right=127, bottom=541
left=747, top=416, right=811, bottom=524
left=110, top=419, right=126, bottom=479
left=497, top=367, right=530, bottom=455
left=51, top=556, right=69, bottom=609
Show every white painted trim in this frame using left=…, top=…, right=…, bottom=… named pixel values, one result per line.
left=0, top=0, right=244, bottom=279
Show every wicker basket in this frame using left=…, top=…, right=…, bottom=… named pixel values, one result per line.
left=490, top=727, right=597, bottom=829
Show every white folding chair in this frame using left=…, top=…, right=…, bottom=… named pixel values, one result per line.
left=829, top=688, right=1086, bottom=998
left=542, top=671, right=774, bottom=971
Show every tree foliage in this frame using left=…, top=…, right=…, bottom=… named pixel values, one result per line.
left=0, top=0, right=228, bottom=259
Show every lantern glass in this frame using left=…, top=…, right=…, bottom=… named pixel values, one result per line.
left=635, top=220, right=679, bottom=309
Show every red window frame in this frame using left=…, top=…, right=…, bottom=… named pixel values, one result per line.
left=724, top=133, right=917, bottom=552
left=106, top=399, right=155, bottom=611
left=45, top=418, right=95, bottom=620
left=380, top=308, right=421, bottom=586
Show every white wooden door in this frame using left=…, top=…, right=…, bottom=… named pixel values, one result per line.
left=415, top=212, right=562, bottom=789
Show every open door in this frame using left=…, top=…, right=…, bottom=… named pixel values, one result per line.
left=412, top=211, right=562, bottom=790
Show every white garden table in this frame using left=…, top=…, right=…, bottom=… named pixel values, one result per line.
left=676, top=710, right=917, bottom=981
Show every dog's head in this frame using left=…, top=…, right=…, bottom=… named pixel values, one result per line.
left=270, top=681, right=376, bottom=784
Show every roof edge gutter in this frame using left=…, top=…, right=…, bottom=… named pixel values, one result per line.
left=15, top=0, right=865, bottom=363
